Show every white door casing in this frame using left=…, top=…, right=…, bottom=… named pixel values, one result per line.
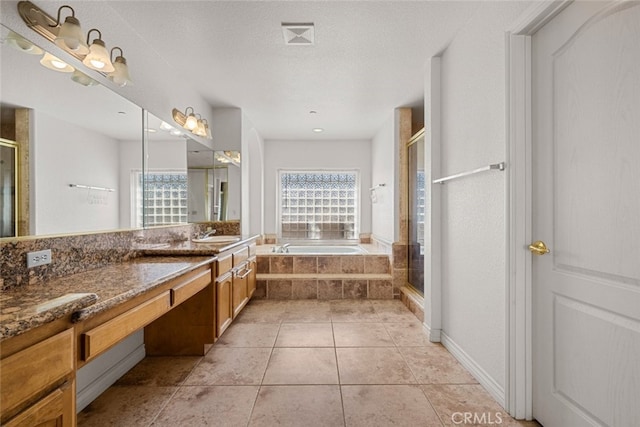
left=531, top=2, right=640, bottom=426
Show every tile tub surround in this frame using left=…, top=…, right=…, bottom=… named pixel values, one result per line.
left=77, top=300, right=540, bottom=427
left=0, top=222, right=236, bottom=291
left=256, top=248, right=393, bottom=300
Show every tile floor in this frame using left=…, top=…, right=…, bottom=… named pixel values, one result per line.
left=78, top=300, right=540, bottom=426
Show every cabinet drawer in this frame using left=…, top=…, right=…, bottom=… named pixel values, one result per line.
left=82, top=292, right=170, bottom=361
left=1, top=328, right=73, bottom=418
left=4, top=386, right=65, bottom=427
left=170, top=266, right=212, bottom=306
left=232, top=247, right=249, bottom=266
left=217, top=253, right=233, bottom=276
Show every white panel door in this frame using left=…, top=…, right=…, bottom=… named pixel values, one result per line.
left=532, top=1, right=640, bottom=426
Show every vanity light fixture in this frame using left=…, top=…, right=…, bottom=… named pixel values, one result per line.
left=83, top=29, right=114, bottom=72
left=40, top=51, right=74, bottom=72
left=171, top=107, right=213, bottom=140
left=52, top=5, right=89, bottom=55
left=184, top=107, right=198, bottom=130
left=18, top=1, right=131, bottom=84
left=108, top=47, right=132, bottom=87
left=312, top=128, right=324, bottom=133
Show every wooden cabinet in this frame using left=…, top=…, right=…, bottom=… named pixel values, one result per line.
left=216, top=272, right=233, bottom=337
left=232, top=263, right=250, bottom=318
left=1, top=327, right=75, bottom=427
left=248, top=256, right=257, bottom=299
left=82, top=292, right=171, bottom=362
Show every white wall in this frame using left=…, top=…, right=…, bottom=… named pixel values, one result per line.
left=33, top=111, right=120, bottom=235
left=242, top=114, right=265, bottom=236
left=263, top=139, right=372, bottom=237
left=433, top=1, right=531, bottom=404
left=119, top=140, right=142, bottom=228
left=370, top=114, right=396, bottom=243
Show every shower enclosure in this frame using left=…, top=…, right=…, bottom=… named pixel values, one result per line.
left=407, top=129, right=425, bottom=295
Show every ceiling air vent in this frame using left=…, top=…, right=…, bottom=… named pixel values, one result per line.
left=282, top=23, right=314, bottom=45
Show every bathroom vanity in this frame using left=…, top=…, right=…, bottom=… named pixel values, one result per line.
left=0, top=235, right=258, bottom=427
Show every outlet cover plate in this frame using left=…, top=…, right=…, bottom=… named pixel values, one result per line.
left=27, top=249, right=52, bottom=268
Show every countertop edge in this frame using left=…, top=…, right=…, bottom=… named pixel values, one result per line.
left=71, top=256, right=215, bottom=323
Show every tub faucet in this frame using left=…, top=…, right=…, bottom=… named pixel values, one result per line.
left=280, top=243, right=291, bottom=253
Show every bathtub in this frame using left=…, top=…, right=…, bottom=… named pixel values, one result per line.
left=280, top=245, right=366, bottom=255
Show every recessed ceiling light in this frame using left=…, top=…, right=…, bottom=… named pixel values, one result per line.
left=312, top=128, right=324, bottom=133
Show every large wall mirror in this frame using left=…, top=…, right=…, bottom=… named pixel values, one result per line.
left=0, top=25, right=241, bottom=239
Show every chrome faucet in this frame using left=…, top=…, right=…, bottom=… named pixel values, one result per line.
left=197, top=229, right=217, bottom=239
left=280, top=243, right=291, bottom=253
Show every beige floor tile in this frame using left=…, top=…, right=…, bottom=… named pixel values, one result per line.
left=215, top=322, right=280, bottom=347
left=336, top=347, right=416, bottom=384
left=150, top=385, right=259, bottom=426
left=383, top=321, right=432, bottom=346
left=342, top=384, right=443, bottom=427
left=283, top=301, right=332, bottom=322
left=333, top=322, right=394, bottom=347
left=400, top=346, right=478, bottom=384
left=263, top=347, right=339, bottom=384
left=77, top=386, right=176, bottom=426
left=275, top=322, right=335, bottom=347
left=184, top=347, right=272, bottom=385
left=371, top=300, right=421, bottom=322
left=422, top=384, right=539, bottom=427
left=249, top=385, right=344, bottom=427
left=114, top=356, right=201, bottom=386
left=330, top=300, right=380, bottom=322
left=235, top=301, right=287, bottom=323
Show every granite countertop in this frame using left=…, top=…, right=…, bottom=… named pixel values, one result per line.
left=0, top=256, right=215, bottom=341
left=139, top=235, right=260, bottom=256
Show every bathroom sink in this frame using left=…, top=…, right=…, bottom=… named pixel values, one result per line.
left=192, top=235, right=241, bottom=244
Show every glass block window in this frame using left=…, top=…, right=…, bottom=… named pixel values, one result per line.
left=134, top=171, right=188, bottom=227
left=279, top=171, right=358, bottom=240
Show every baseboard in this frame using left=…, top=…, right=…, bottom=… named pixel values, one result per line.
left=422, top=323, right=441, bottom=342
left=76, top=343, right=146, bottom=412
left=441, top=331, right=506, bottom=408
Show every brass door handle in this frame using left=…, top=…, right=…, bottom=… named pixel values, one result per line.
left=529, top=240, right=550, bottom=255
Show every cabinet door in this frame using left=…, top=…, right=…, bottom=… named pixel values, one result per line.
left=216, top=273, right=233, bottom=338
left=247, top=257, right=257, bottom=299
left=232, top=265, right=249, bottom=319
left=4, top=381, right=73, bottom=427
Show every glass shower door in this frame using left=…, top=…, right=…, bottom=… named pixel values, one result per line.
left=407, top=129, right=425, bottom=295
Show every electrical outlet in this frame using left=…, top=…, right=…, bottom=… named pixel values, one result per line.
left=27, top=249, right=52, bottom=268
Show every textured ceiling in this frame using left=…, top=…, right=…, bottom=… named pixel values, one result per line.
left=106, top=1, right=481, bottom=140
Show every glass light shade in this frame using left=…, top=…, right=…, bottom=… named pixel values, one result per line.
left=108, top=56, right=132, bottom=87
left=185, top=113, right=198, bottom=130
left=54, top=16, right=89, bottom=55
left=40, top=52, right=74, bottom=73
left=71, top=69, right=98, bottom=86
left=193, top=119, right=207, bottom=137
left=7, top=31, right=43, bottom=55
left=82, top=39, right=114, bottom=72
left=203, top=121, right=212, bottom=139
